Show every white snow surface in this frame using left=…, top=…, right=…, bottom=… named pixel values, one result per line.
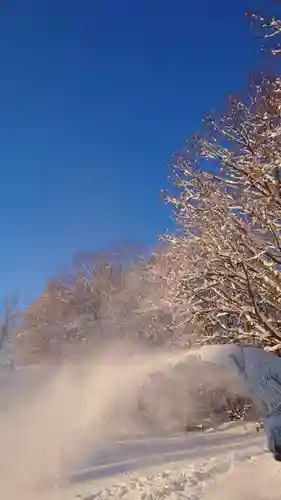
left=59, top=427, right=268, bottom=500
left=76, top=445, right=269, bottom=500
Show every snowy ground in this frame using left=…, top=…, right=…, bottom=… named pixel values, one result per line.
left=55, top=425, right=268, bottom=500
left=80, top=450, right=266, bottom=500
left=71, top=425, right=260, bottom=481
left=1, top=347, right=280, bottom=500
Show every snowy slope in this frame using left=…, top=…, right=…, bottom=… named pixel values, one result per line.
left=71, top=426, right=263, bottom=482
left=83, top=451, right=264, bottom=500
left=63, top=427, right=266, bottom=500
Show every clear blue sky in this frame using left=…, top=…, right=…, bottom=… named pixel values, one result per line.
left=0, top=0, right=265, bottom=304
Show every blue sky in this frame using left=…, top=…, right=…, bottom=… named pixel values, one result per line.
left=0, top=0, right=266, bottom=304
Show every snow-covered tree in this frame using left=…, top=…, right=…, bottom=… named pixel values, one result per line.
left=145, top=9, right=281, bottom=351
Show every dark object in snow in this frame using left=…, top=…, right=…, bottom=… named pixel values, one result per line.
left=256, top=421, right=264, bottom=432
left=184, top=423, right=204, bottom=433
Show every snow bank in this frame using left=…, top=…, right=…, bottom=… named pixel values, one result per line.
left=82, top=447, right=265, bottom=500
left=204, top=453, right=281, bottom=500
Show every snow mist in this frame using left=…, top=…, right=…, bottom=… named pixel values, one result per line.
left=0, top=341, right=243, bottom=499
